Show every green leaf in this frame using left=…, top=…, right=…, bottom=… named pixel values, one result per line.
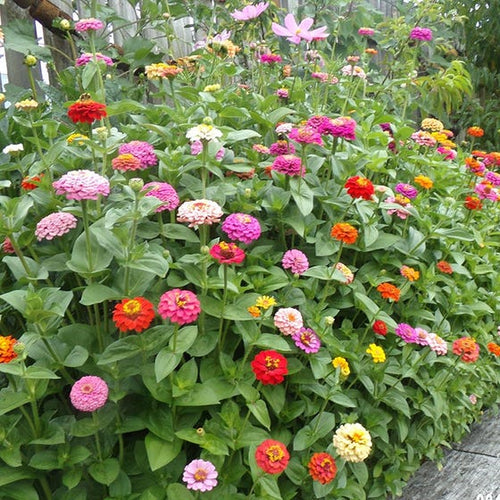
left=247, top=399, right=271, bottom=430
left=174, top=378, right=237, bottom=406
left=154, top=349, right=182, bottom=383
left=0, top=390, right=30, bottom=416
left=433, top=228, right=475, bottom=241
left=24, top=366, right=60, bottom=379
left=145, top=434, right=182, bottom=471
left=225, top=129, right=261, bottom=143
left=380, top=388, right=411, bottom=418
left=88, top=458, right=120, bottom=485
left=0, top=483, right=40, bottom=500
left=167, top=484, right=194, bottom=500
left=2, top=256, right=48, bottom=281
left=161, top=223, right=199, bottom=242
left=290, top=178, right=314, bottom=216
left=29, top=450, right=59, bottom=470
left=253, top=333, right=293, bottom=352
left=330, top=392, right=357, bottom=408
left=80, top=283, right=121, bottom=305
left=66, top=229, right=113, bottom=275
left=0, top=466, right=35, bottom=486
left=64, top=346, right=89, bottom=367
left=354, top=292, right=379, bottom=317
left=302, top=266, right=346, bottom=281
left=293, top=412, right=335, bottom=451
left=63, top=468, right=82, bottom=490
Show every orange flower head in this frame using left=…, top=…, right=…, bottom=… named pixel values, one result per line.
left=487, top=342, right=500, bottom=357
left=112, top=297, right=155, bottom=333
left=467, top=126, right=484, bottom=138
left=414, top=175, right=433, bottom=189
left=452, top=336, right=480, bottom=362
left=376, top=282, right=401, bottom=302
left=436, top=261, right=453, bottom=274
left=308, top=452, right=337, bottom=484
left=0, top=335, right=17, bottom=363
left=400, top=265, right=420, bottom=281
left=331, top=223, right=358, bottom=245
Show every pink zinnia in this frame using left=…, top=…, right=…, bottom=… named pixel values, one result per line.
left=289, top=125, right=323, bottom=146
left=395, top=323, right=418, bottom=343
left=436, top=146, right=457, bottom=160
left=485, top=171, right=500, bottom=187
left=276, top=88, right=289, bottom=99
left=260, top=53, right=283, bottom=64
left=411, top=130, right=437, bottom=147
left=182, top=459, right=218, bottom=492
left=292, top=327, right=321, bottom=353
left=70, top=376, right=109, bottom=412
left=274, top=307, right=303, bottom=336
left=118, top=141, right=157, bottom=169
left=111, top=153, right=142, bottom=171
left=269, top=141, right=295, bottom=156
left=474, top=181, right=499, bottom=201
left=76, top=52, right=113, bottom=67
left=385, top=195, right=412, bottom=219
left=190, top=140, right=203, bottom=155
left=53, top=170, right=110, bottom=201
left=231, top=1, right=269, bottom=21
left=2, top=237, right=15, bottom=254
left=282, top=249, right=309, bottom=275
left=158, top=289, right=201, bottom=325
left=318, top=116, right=357, bottom=140
left=426, top=333, right=448, bottom=355
left=336, top=262, right=354, bottom=284
left=74, top=18, right=105, bottom=32
left=221, top=213, right=261, bottom=244
left=311, top=72, right=329, bottom=82
left=272, top=13, right=328, bottom=44
left=414, top=328, right=430, bottom=346
left=142, top=182, right=179, bottom=212
left=358, top=27, right=375, bottom=36
left=177, top=199, right=223, bottom=228
left=253, top=144, right=271, bottom=154
left=35, top=212, right=78, bottom=241
left=271, top=154, right=304, bottom=176
left=395, top=183, right=418, bottom=199
left=410, top=27, right=432, bottom=41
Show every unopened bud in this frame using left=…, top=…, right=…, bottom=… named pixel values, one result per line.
left=13, top=342, right=26, bottom=355
left=59, top=19, right=71, bottom=30
left=202, top=116, right=213, bottom=125
left=244, top=188, right=252, bottom=198
left=0, top=93, right=5, bottom=104
left=128, top=177, right=144, bottom=192
left=201, top=245, right=210, bottom=255
left=24, top=55, right=37, bottom=67
left=325, top=316, right=335, bottom=326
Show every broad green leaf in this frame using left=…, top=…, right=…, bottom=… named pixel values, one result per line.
left=88, top=458, right=120, bottom=485
left=247, top=399, right=271, bottom=430
left=154, top=349, right=182, bottom=383
left=225, top=129, right=261, bottom=143
left=145, top=434, right=182, bottom=471
left=80, top=283, right=121, bottom=305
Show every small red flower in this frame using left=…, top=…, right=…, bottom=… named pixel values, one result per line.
left=255, top=439, right=290, bottom=474
left=21, top=174, right=44, bottom=190
left=372, top=320, right=388, bottom=336
left=436, top=261, right=453, bottom=274
left=68, top=96, right=107, bottom=124
left=308, top=452, right=337, bottom=484
left=113, top=297, right=155, bottom=333
left=464, top=195, right=482, bottom=210
left=209, top=241, right=245, bottom=264
left=376, top=283, right=401, bottom=302
left=251, top=350, right=288, bottom=385
left=344, top=176, right=375, bottom=200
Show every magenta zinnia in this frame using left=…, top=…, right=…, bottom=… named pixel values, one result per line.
left=158, top=289, right=201, bottom=325
left=70, top=376, right=109, bottom=412
left=118, top=141, right=157, bottom=168
left=292, top=327, right=321, bottom=353
left=221, top=213, right=261, bottom=244
left=282, top=249, right=309, bottom=275
left=209, top=241, right=245, bottom=264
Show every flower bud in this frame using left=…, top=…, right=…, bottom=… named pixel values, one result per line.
left=162, top=12, right=171, bottom=19
left=325, top=316, right=335, bottom=325
left=200, top=245, right=210, bottom=255
left=13, top=342, right=25, bottom=355
left=202, top=116, right=213, bottom=125
left=196, top=427, right=205, bottom=436
left=128, top=177, right=144, bottom=192
left=59, top=19, right=71, bottom=30
left=244, top=188, right=252, bottom=198
left=93, top=126, right=108, bottom=141
left=24, top=54, right=37, bottom=67
left=0, top=93, right=6, bottom=104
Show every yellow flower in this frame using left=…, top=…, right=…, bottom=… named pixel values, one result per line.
left=67, top=133, right=89, bottom=145
left=15, top=99, right=38, bottom=111
left=247, top=306, right=261, bottom=318
left=332, top=357, right=350, bottom=377
left=366, top=344, right=386, bottom=363
left=255, top=296, right=276, bottom=310
left=414, top=175, right=433, bottom=189
left=203, top=84, right=221, bottom=92
left=400, top=265, right=420, bottom=282
left=333, top=423, right=372, bottom=462
left=421, top=118, right=444, bottom=132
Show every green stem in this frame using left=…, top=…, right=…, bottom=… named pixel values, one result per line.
left=124, top=196, right=140, bottom=296
left=40, top=336, right=74, bottom=384
left=27, top=66, right=38, bottom=101
left=218, top=265, right=229, bottom=352
left=7, top=234, right=34, bottom=279
left=80, top=200, right=94, bottom=272
left=92, top=412, right=103, bottom=461
left=317, top=242, right=344, bottom=309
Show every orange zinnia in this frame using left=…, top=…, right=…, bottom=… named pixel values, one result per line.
left=487, top=342, right=500, bottom=357
left=376, top=283, right=401, bottom=302
left=414, top=175, right=433, bottom=189
left=400, top=265, right=420, bottom=281
left=0, top=335, right=17, bottom=363
left=467, top=126, right=484, bottom=138
left=113, top=297, right=155, bottom=333
left=331, top=223, right=358, bottom=245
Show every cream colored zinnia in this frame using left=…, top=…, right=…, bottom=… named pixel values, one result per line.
left=421, top=118, right=444, bottom=132
left=333, top=423, right=372, bottom=462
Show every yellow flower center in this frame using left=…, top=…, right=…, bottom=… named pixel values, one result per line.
left=350, top=431, right=364, bottom=443
left=265, top=356, right=280, bottom=369
left=266, top=445, right=284, bottom=462
left=123, top=299, right=141, bottom=317
left=194, top=468, right=207, bottom=481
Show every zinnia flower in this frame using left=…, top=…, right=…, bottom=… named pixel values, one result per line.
left=336, top=262, right=354, bottom=284
left=67, top=97, right=107, bottom=124
left=385, top=195, right=413, bottom=219
left=182, top=459, right=218, bottom=492
left=271, top=154, right=304, bottom=176
left=260, top=53, right=283, bottom=64
left=248, top=306, right=261, bottom=318
left=53, top=170, right=110, bottom=201
left=21, top=174, right=43, bottom=190
left=255, top=439, right=290, bottom=474
left=289, top=125, right=323, bottom=146
left=112, top=297, right=155, bottom=333
left=358, top=27, right=375, bottom=36
left=467, top=126, right=484, bottom=138
left=74, top=18, right=104, bottom=32
left=331, top=223, right=358, bottom=245
left=395, top=323, right=418, bottom=343
left=332, top=357, right=350, bottom=377
left=436, top=261, right=453, bottom=274
left=15, top=99, right=39, bottom=111
left=410, top=27, right=432, bottom=41
left=35, top=212, right=78, bottom=241
left=414, top=175, right=433, bottom=189
left=366, top=343, right=386, bottom=363
left=251, top=350, right=288, bottom=385
left=308, top=452, right=337, bottom=484
left=344, top=176, right=375, bottom=200
left=209, top=241, right=245, bottom=264
left=230, top=2, right=269, bottom=21
left=377, top=282, right=401, bottom=302
left=142, top=182, right=179, bottom=212
left=372, top=320, right=388, bottom=336
left=414, top=328, right=430, bottom=346
left=487, top=342, right=500, bottom=357
left=76, top=52, right=113, bottom=66
left=426, top=333, right=448, bottom=355
left=272, top=13, right=328, bottom=44
left=158, top=289, right=201, bottom=325
left=395, top=183, right=418, bottom=199
left=340, top=65, right=367, bottom=79
left=221, top=213, right=261, bottom=244
left=186, top=123, right=223, bottom=142
left=118, top=141, right=157, bottom=168
left=145, top=63, right=182, bottom=80
left=255, top=296, right=277, bottom=309
left=400, top=265, right=420, bottom=281
left=70, top=376, right=109, bottom=412
left=0, top=335, right=17, bottom=363
left=282, top=249, right=309, bottom=275
left=269, top=140, right=296, bottom=156
left=111, top=153, right=142, bottom=171
left=421, top=118, right=444, bottom=132
left=177, top=199, right=224, bottom=228
left=2, top=238, right=15, bottom=254
left=274, top=307, right=303, bottom=336
left=452, top=336, right=480, bottom=363
left=464, top=195, right=483, bottom=210
left=333, top=423, right=372, bottom=462
left=319, top=116, right=357, bottom=140
left=2, top=143, right=24, bottom=155
left=292, top=327, right=321, bottom=353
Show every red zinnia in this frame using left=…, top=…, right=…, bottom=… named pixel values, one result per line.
left=436, top=261, right=453, bottom=274
left=344, top=176, right=375, bottom=200
left=112, top=297, right=155, bottom=333
left=21, top=174, right=44, bottom=190
left=68, top=96, right=107, bottom=124
left=331, top=223, right=358, bottom=245
left=372, top=320, right=388, bottom=336
left=464, top=195, right=482, bottom=210
left=255, top=439, right=290, bottom=474
left=376, top=283, right=401, bottom=302
left=452, top=336, right=480, bottom=363
left=209, top=241, right=245, bottom=264
left=251, top=350, right=288, bottom=385
left=308, top=452, right=337, bottom=484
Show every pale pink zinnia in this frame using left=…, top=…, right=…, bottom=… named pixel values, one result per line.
left=70, top=376, right=109, bottom=412
left=118, top=141, right=157, bottom=169
left=177, top=199, right=223, bottom=228
left=74, top=18, right=105, bottom=32
left=158, top=289, right=201, bottom=325
left=426, top=332, right=448, bottom=355
left=142, top=182, right=179, bottom=212
left=274, top=307, right=303, bottom=336
left=289, top=125, right=323, bottom=146
left=53, top=170, right=110, bottom=200
left=35, top=212, right=78, bottom=241
left=282, top=249, right=309, bottom=275
left=182, top=459, right=218, bottom=492
left=414, top=327, right=430, bottom=346
left=221, top=213, right=261, bottom=244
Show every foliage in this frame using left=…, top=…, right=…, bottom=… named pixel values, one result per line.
left=0, top=1, right=499, bottom=499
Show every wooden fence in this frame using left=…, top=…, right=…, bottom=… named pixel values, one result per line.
left=0, top=0, right=397, bottom=90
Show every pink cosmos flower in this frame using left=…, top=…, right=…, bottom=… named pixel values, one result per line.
left=395, top=323, right=418, bottom=343
left=177, top=199, right=223, bottom=227
left=272, top=13, right=328, bottom=44
left=274, top=307, right=303, bottom=335
left=231, top=2, right=269, bottom=21
left=426, top=333, right=448, bottom=355
left=35, top=212, right=78, bottom=241
left=221, top=213, right=261, bottom=244
left=358, top=27, right=375, bottom=36
left=395, top=183, right=418, bottom=199
left=70, top=376, right=109, bottom=412
left=282, top=249, right=309, bottom=275
left=289, top=125, right=323, bottom=146
left=142, top=182, right=179, bottom=212
left=183, top=459, right=218, bottom=492
left=271, top=154, right=304, bottom=176
left=118, top=141, right=157, bottom=169
left=76, top=52, right=113, bottom=66
left=158, top=289, right=201, bottom=325
left=410, top=27, right=432, bottom=41
left=53, top=170, right=110, bottom=201
left=74, top=18, right=105, bottom=32
left=292, top=327, right=321, bottom=353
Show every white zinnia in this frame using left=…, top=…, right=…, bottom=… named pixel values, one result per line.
left=186, top=124, right=223, bottom=142
left=3, top=143, right=24, bottom=155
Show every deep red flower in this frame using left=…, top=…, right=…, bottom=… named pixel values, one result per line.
left=68, top=97, right=107, bottom=124
left=372, top=320, right=388, bottom=336
left=464, top=195, right=482, bottom=210
left=209, top=241, right=245, bottom=264
left=308, top=452, right=337, bottom=484
left=344, top=176, right=375, bottom=200
left=113, top=297, right=155, bottom=333
left=251, top=350, right=288, bottom=385
left=21, top=174, right=44, bottom=190
left=255, top=439, right=290, bottom=474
